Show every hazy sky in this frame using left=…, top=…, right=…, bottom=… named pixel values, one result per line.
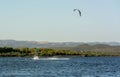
left=0, top=0, right=120, bottom=42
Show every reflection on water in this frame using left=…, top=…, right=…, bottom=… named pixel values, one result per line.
left=0, top=57, right=120, bottom=77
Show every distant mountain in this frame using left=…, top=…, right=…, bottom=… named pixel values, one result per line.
left=0, top=40, right=120, bottom=48
left=0, top=40, right=82, bottom=48
left=56, top=44, right=120, bottom=53
left=86, top=42, right=120, bottom=46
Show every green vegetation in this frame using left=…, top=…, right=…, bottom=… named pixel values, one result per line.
left=0, top=46, right=120, bottom=57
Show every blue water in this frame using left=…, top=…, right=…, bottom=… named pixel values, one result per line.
left=0, top=57, right=120, bottom=77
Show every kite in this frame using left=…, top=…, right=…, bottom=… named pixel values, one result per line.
left=73, top=9, right=81, bottom=16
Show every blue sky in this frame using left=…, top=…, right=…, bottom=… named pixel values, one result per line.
left=0, top=0, right=120, bottom=42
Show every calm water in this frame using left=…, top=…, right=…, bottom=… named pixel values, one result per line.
left=0, top=57, right=120, bottom=77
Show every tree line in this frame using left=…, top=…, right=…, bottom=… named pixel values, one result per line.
left=0, top=47, right=120, bottom=57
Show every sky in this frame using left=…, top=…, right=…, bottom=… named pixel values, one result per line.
left=0, top=0, right=120, bottom=42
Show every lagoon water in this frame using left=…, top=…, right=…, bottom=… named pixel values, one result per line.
left=0, top=57, right=120, bottom=77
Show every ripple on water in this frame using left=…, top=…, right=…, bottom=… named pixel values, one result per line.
left=0, top=57, right=120, bottom=77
